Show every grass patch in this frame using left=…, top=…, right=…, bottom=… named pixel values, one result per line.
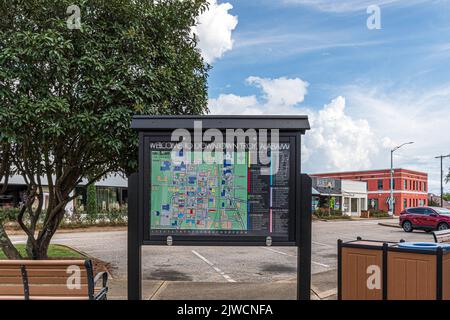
left=0, top=244, right=84, bottom=260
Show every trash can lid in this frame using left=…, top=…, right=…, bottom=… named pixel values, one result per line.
left=398, top=242, right=450, bottom=251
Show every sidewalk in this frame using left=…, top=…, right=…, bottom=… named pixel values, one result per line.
left=378, top=217, right=400, bottom=228
left=107, top=269, right=337, bottom=300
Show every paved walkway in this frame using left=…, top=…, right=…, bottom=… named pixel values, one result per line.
left=107, top=269, right=337, bottom=300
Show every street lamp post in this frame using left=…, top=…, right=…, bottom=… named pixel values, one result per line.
left=435, top=154, right=450, bottom=207
left=390, top=142, right=414, bottom=216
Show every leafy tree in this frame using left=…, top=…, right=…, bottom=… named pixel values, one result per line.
left=0, top=0, right=209, bottom=259
left=0, top=141, right=22, bottom=259
left=329, top=197, right=335, bottom=210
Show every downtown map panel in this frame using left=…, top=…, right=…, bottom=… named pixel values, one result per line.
left=149, top=143, right=291, bottom=239
left=151, top=151, right=248, bottom=234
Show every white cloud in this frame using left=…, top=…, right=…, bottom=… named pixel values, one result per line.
left=305, top=96, right=379, bottom=171
left=209, top=75, right=450, bottom=193
left=209, top=76, right=309, bottom=114
left=246, top=76, right=308, bottom=107
left=208, top=94, right=259, bottom=115
left=209, top=76, right=380, bottom=172
left=343, top=84, right=450, bottom=193
left=192, top=0, right=238, bottom=64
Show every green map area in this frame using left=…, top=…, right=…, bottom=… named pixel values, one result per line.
left=151, top=151, right=248, bottom=231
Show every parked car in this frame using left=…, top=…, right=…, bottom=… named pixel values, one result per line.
left=399, top=206, right=450, bottom=232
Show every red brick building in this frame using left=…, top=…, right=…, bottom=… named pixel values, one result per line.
left=312, top=169, right=428, bottom=216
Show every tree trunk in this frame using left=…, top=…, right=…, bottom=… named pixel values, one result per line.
left=0, top=223, right=22, bottom=259
left=28, top=206, right=66, bottom=260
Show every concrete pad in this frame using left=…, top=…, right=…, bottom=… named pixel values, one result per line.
left=151, top=282, right=297, bottom=300
left=107, top=269, right=338, bottom=300
left=108, top=279, right=163, bottom=300
left=311, top=270, right=337, bottom=299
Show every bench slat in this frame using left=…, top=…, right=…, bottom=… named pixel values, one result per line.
left=0, top=277, right=88, bottom=284
left=0, top=295, right=89, bottom=300
left=0, top=265, right=88, bottom=270
left=434, top=230, right=450, bottom=243
left=30, top=296, right=90, bottom=300
left=0, top=285, right=24, bottom=296
left=0, top=260, right=86, bottom=267
left=0, top=296, right=26, bottom=300
left=0, top=269, right=88, bottom=277
left=0, top=284, right=89, bottom=296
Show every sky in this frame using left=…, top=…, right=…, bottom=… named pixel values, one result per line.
left=193, top=0, right=450, bottom=194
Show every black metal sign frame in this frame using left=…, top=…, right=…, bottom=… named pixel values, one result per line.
left=128, top=116, right=311, bottom=300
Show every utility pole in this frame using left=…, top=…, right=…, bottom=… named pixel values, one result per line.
left=435, top=154, right=450, bottom=207
left=390, top=142, right=414, bottom=216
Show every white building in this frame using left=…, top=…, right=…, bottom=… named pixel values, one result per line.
left=312, top=177, right=368, bottom=216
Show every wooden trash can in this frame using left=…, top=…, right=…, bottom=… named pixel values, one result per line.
left=338, top=239, right=450, bottom=300
left=338, top=239, right=390, bottom=300
left=387, top=243, right=450, bottom=300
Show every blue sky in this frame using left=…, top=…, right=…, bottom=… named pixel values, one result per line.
left=195, top=0, right=450, bottom=193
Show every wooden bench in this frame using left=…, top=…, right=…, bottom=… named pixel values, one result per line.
left=433, top=229, right=450, bottom=244
left=0, top=260, right=108, bottom=300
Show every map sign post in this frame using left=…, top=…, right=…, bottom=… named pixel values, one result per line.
left=128, top=115, right=311, bottom=300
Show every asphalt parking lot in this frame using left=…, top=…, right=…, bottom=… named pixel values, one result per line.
left=10, top=218, right=435, bottom=283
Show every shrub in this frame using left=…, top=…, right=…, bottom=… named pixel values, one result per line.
left=0, top=208, right=20, bottom=222
left=313, top=208, right=349, bottom=219
left=368, top=209, right=390, bottom=218
left=1, top=207, right=127, bottom=229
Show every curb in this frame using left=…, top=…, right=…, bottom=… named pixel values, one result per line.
left=54, top=244, right=115, bottom=278
left=378, top=222, right=401, bottom=228
left=54, top=243, right=90, bottom=258
left=318, top=218, right=392, bottom=222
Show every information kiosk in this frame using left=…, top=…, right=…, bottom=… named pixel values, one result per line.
left=128, top=115, right=311, bottom=300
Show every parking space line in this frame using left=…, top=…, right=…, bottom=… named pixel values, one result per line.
left=263, top=247, right=331, bottom=268
left=191, top=250, right=236, bottom=283
left=312, top=241, right=334, bottom=248
left=264, top=247, right=296, bottom=257
left=311, top=261, right=331, bottom=268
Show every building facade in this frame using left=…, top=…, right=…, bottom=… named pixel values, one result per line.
left=428, top=193, right=450, bottom=209
left=312, top=177, right=368, bottom=216
left=0, top=174, right=128, bottom=213
left=312, top=169, right=428, bottom=216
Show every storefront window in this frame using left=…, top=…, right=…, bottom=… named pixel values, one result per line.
left=360, top=198, right=366, bottom=211
left=344, top=197, right=350, bottom=212
left=377, top=180, right=383, bottom=190
left=351, top=198, right=358, bottom=212
left=369, top=199, right=378, bottom=210
left=96, top=187, right=128, bottom=211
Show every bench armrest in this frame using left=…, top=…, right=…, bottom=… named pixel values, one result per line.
left=433, top=230, right=450, bottom=243
left=94, top=287, right=108, bottom=300
left=94, top=271, right=108, bottom=288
